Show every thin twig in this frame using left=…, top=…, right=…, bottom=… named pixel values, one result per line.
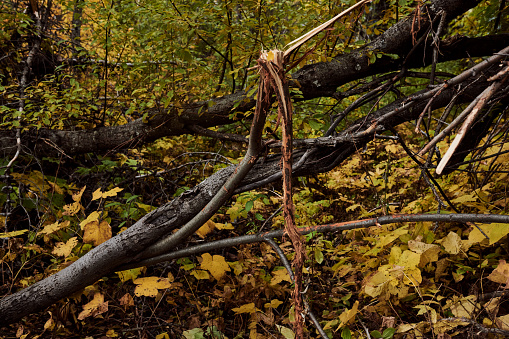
left=263, top=238, right=329, bottom=339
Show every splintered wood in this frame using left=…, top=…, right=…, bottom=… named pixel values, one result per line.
left=257, top=50, right=305, bottom=337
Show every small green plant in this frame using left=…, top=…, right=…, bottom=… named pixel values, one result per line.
left=370, top=328, right=396, bottom=339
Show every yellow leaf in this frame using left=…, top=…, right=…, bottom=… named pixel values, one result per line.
left=72, top=186, right=86, bottom=202
left=43, top=315, right=55, bottom=331
left=102, top=187, right=123, bottom=198
left=487, top=260, right=509, bottom=288
left=62, top=202, right=81, bottom=216
left=385, top=144, right=398, bottom=154
left=264, top=299, right=284, bottom=309
left=0, top=229, right=28, bottom=238
left=200, top=253, right=231, bottom=281
left=92, top=187, right=123, bottom=201
left=48, top=181, right=64, bottom=195
left=391, top=264, right=422, bottom=286
left=116, top=268, right=142, bottom=282
left=136, top=202, right=155, bottom=212
left=195, top=220, right=215, bottom=238
left=378, top=226, right=408, bottom=248
left=78, top=292, right=109, bottom=320
left=80, top=211, right=101, bottom=230
left=468, top=223, right=509, bottom=246
left=52, top=237, right=78, bottom=257
left=337, top=301, right=359, bottom=329
left=12, top=171, right=47, bottom=193
left=398, top=323, right=417, bottom=333
left=438, top=232, right=462, bottom=254
left=433, top=318, right=469, bottom=334
left=397, top=250, right=421, bottom=269
left=408, top=240, right=440, bottom=267
left=451, top=194, right=477, bottom=204
left=38, top=220, right=70, bottom=236
left=450, top=295, right=476, bottom=318
left=191, top=269, right=210, bottom=280
left=346, top=203, right=362, bottom=212
left=92, top=188, right=103, bottom=201
left=276, top=325, right=295, bottom=339
left=106, top=329, right=118, bottom=338
left=270, top=269, right=292, bottom=285
left=133, top=277, right=171, bottom=297
left=364, top=270, right=391, bottom=298
left=414, top=305, right=437, bottom=323
left=267, top=51, right=275, bottom=61
left=155, top=333, right=170, bottom=339
left=495, top=314, right=509, bottom=331
left=232, top=302, right=259, bottom=314
left=83, top=220, right=112, bottom=246
left=215, top=222, right=234, bottom=230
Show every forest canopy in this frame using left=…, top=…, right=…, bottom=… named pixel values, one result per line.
left=1, top=0, right=509, bottom=338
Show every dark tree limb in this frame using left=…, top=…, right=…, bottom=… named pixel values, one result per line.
left=119, top=213, right=509, bottom=269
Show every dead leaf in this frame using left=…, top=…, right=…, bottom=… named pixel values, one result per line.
left=72, top=186, right=86, bottom=202
left=78, top=292, right=109, bottom=320
left=495, top=314, right=509, bottom=330
left=119, top=293, right=134, bottom=308
left=195, top=220, right=215, bottom=238
left=438, top=232, right=462, bottom=255
left=38, top=220, right=70, bottom=236
left=92, top=187, right=123, bottom=201
left=270, top=269, right=292, bottom=285
left=83, top=220, right=112, bottom=246
left=80, top=211, right=100, bottom=230
left=200, top=253, right=231, bottom=281
left=337, top=301, right=359, bottom=329
left=133, top=276, right=171, bottom=297
left=62, top=202, right=81, bottom=216
left=232, top=302, right=260, bottom=314
left=487, top=260, right=509, bottom=288
left=52, top=237, right=78, bottom=257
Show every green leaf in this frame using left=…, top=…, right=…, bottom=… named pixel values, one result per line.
left=308, top=119, right=322, bottom=130
left=382, top=328, right=396, bottom=339
left=276, top=325, right=295, bottom=339
left=314, top=249, right=324, bottom=264
left=245, top=200, right=254, bottom=212
left=341, top=327, right=352, bottom=339
left=370, top=330, right=382, bottom=338
left=182, top=328, right=205, bottom=339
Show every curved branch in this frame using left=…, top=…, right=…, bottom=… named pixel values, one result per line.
left=119, top=213, right=509, bottom=269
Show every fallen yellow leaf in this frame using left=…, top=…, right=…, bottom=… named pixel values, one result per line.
left=200, top=253, right=231, bottom=281
left=83, top=220, right=112, bottom=246
left=78, top=292, right=109, bottom=320
left=133, top=277, right=171, bottom=297
left=487, top=260, right=509, bottom=288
